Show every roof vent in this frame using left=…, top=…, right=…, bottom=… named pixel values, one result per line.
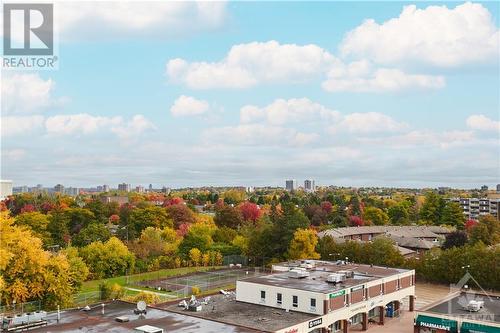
left=288, top=268, right=310, bottom=279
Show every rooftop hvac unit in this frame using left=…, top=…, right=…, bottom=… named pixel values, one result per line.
left=288, top=268, right=310, bottom=279
left=299, top=263, right=314, bottom=269
left=338, top=270, right=354, bottom=278
left=465, top=300, right=484, bottom=312
left=327, top=273, right=346, bottom=283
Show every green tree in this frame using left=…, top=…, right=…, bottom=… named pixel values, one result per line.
left=178, top=223, right=214, bottom=256
left=388, top=203, right=410, bottom=225
left=440, top=202, right=466, bottom=227
left=71, top=222, right=111, bottom=247
left=363, top=207, right=389, bottom=225
left=419, top=192, right=445, bottom=224
left=128, top=206, right=173, bottom=238
left=47, top=210, right=70, bottom=247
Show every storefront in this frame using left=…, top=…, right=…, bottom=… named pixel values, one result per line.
left=460, top=322, right=500, bottom=333
left=415, top=315, right=458, bottom=333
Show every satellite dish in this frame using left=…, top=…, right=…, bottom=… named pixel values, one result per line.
left=137, top=301, right=147, bottom=312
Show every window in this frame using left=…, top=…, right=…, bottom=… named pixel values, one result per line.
left=292, top=295, right=298, bottom=307
left=310, top=298, right=316, bottom=308
left=260, top=290, right=266, bottom=301
left=277, top=293, right=282, bottom=305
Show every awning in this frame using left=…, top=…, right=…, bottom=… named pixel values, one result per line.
left=460, top=322, right=500, bottom=333
left=415, top=315, right=458, bottom=332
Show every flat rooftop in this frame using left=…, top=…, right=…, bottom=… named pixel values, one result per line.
left=163, top=293, right=317, bottom=332
left=240, top=261, right=410, bottom=294
left=27, top=300, right=257, bottom=332
left=424, top=292, right=500, bottom=323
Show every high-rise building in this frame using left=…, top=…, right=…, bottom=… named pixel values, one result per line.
left=65, top=187, right=80, bottom=197
left=149, top=184, right=153, bottom=191
left=285, top=179, right=297, bottom=191
left=497, top=184, right=500, bottom=193
left=103, top=184, right=110, bottom=192
left=118, top=183, right=131, bottom=192
left=136, top=185, right=145, bottom=193
left=161, top=186, right=171, bottom=195
left=54, top=184, right=65, bottom=193
left=481, top=185, right=488, bottom=191
left=0, top=180, right=13, bottom=200
left=304, top=179, right=316, bottom=192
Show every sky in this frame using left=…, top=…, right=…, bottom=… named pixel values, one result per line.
left=1, top=1, right=499, bottom=189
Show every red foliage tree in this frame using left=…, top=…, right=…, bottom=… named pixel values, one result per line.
left=0, top=201, right=7, bottom=212
left=163, top=197, right=184, bottom=207
left=349, top=215, right=364, bottom=227
left=40, top=202, right=55, bottom=214
left=109, top=214, right=120, bottom=224
left=166, top=204, right=195, bottom=228
left=177, top=223, right=190, bottom=237
left=320, top=201, right=333, bottom=214
left=20, top=204, right=36, bottom=214
left=238, top=202, right=261, bottom=222
left=464, top=219, right=478, bottom=232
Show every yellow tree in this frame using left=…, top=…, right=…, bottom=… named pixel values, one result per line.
left=287, top=228, right=320, bottom=260
left=189, top=248, right=202, bottom=266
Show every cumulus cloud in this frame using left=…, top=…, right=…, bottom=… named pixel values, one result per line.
left=240, top=98, right=340, bottom=125
left=57, top=1, right=227, bottom=40
left=2, top=149, right=26, bottom=161
left=170, top=95, right=210, bottom=117
left=323, top=66, right=445, bottom=92
left=1, top=116, right=45, bottom=136
left=111, top=115, right=156, bottom=140
left=329, top=112, right=408, bottom=134
left=357, top=130, right=477, bottom=149
left=466, top=114, right=500, bottom=131
left=166, top=40, right=336, bottom=89
left=1, top=74, right=67, bottom=114
left=340, top=2, right=500, bottom=67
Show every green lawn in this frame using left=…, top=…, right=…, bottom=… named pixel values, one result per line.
left=80, top=266, right=223, bottom=293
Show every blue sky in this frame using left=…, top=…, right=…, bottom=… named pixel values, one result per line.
left=1, top=1, right=499, bottom=188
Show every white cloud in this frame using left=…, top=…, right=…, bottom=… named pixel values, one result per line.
left=329, top=112, right=408, bottom=134
left=240, top=98, right=340, bottom=125
left=170, top=95, right=210, bottom=117
left=340, top=2, right=500, bottom=67
left=466, top=114, right=500, bottom=131
left=57, top=2, right=227, bottom=40
left=111, top=115, right=156, bottom=140
left=166, top=40, right=337, bottom=89
left=358, top=130, right=477, bottom=149
left=43, top=113, right=154, bottom=139
left=45, top=114, right=122, bottom=135
left=202, top=124, right=318, bottom=147
left=323, top=65, right=445, bottom=92
left=1, top=74, right=66, bottom=114
left=1, top=115, right=44, bottom=136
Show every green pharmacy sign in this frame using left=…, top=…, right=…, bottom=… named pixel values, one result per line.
left=329, top=290, right=346, bottom=299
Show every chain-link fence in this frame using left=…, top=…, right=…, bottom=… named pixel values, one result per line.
left=133, top=267, right=269, bottom=299
left=0, top=300, right=41, bottom=317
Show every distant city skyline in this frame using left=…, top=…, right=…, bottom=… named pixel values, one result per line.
left=2, top=2, right=499, bottom=189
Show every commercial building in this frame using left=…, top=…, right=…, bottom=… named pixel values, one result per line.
left=165, top=260, right=416, bottom=333
left=0, top=180, right=13, bottom=200
left=286, top=179, right=297, bottom=192
left=414, top=291, right=499, bottom=333
left=448, top=198, right=500, bottom=220
left=305, top=180, right=316, bottom=192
